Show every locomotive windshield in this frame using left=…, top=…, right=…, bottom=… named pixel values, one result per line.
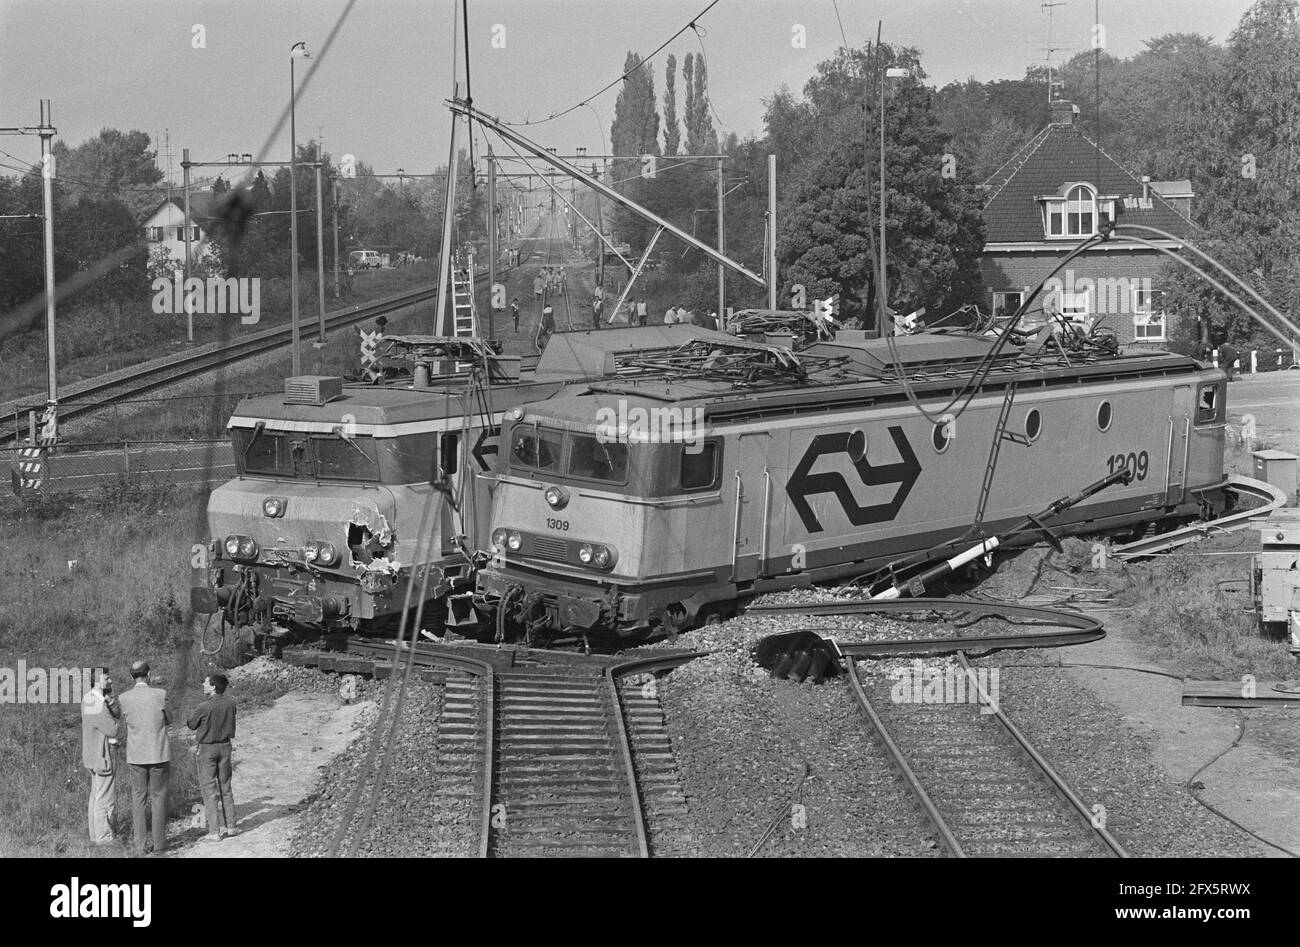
left=312, top=434, right=380, bottom=481
left=511, top=428, right=562, bottom=471
left=241, top=429, right=294, bottom=477
left=567, top=434, right=628, bottom=483
left=234, top=427, right=383, bottom=481
left=508, top=426, right=629, bottom=484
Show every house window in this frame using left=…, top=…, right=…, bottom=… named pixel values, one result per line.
left=992, top=291, right=1023, bottom=317
left=1060, top=290, right=1090, bottom=320
left=145, top=226, right=163, bottom=242
left=1043, top=184, right=1114, bottom=238
left=1133, top=286, right=1166, bottom=342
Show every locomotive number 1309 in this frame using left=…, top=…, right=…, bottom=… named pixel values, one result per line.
left=1106, top=450, right=1150, bottom=481
left=546, top=518, right=570, bottom=531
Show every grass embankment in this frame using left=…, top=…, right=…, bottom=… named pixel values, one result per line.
left=0, top=264, right=437, bottom=407
left=1032, top=532, right=1296, bottom=681
left=0, top=484, right=285, bottom=856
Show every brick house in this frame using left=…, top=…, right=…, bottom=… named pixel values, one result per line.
left=979, top=100, right=1195, bottom=350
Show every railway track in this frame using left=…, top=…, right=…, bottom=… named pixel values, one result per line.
left=846, top=652, right=1127, bottom=857
left=301, top=639, right=698, bottom=857
left=2, top=236, right=546, bottom=446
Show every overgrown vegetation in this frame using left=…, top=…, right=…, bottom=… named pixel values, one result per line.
left=1, top=263, right=436, bottom=409
left=1052, top=538, right=1295, bottom=681
left=0, top=483, right=290, bottom=855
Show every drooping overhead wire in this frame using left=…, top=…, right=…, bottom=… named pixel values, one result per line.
left=498, top=0, right=723, bottom=127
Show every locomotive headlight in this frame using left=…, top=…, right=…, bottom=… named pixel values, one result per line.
left=237, top=537, right=258, bottom=560
left=544, top=485, right=569, bottom=509
left=506, top=406, right=524, bottom=421
left=224, top=536, right=240, bottom=557
left=262, top=496, right=286, bottom=518
left=315, top=542, right=338, bottom=566
left=491, top=528, right=508, bottom=550
left=578, top=543, right=615, bottom=570
left=507, top=531, right=522, bottom=551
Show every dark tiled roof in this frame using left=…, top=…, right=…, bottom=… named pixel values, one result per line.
left=142, top=190, right=218, bottom=226
left=981, top=124, right=1193, bottom=244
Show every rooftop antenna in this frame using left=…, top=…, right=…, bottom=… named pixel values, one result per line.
left=1041, top=0, right=1068, bottom=105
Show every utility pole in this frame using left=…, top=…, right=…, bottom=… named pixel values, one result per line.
left=767, top=154, right=777, bottom=310
left=38, top=102, right=58, bottom=424
left=434, top=81, right=461, bottom=338
left=182, top=147, right=193, bottom=342
left=486, top=148, right=496, bottom=340
left=594, top=162, right=605, bottom=290
left=332, top=176, right=340, bottom=298
left=314, top=157, right=326, bottom=342
left=0, top=102, right=61, bottom=436
left=716, top=155, right=725, bottom=319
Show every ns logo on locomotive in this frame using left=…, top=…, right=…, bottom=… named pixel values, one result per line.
left=475, top=332, right=1230, bottom=642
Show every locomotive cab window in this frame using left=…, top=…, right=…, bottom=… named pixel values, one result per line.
left=567, top=434, right=628, bottom=483
left=1196, top=385, right=1219, bottom=424
left=510, top=427, right=561, bottom=472
left=239, top=428, right=293, bottom=477
left=680, top=440, right=720, bottom=491
left=312, top=434, right=379, bottom=481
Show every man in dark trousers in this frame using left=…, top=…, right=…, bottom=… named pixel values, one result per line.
left=510, top=296, right=521, bottom=332
left=187, top=672, right=238, bottom=841
left=117, top=660, right=171, bottom=854
left=81, top=671, right=120, bottom=845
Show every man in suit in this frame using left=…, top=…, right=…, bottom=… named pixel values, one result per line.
left=81, top=671, right=120, bottom=845
left=117, top=660, right=171, bottom=854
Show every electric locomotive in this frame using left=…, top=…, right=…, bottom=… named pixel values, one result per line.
left=189, top=325, right=733, bottom=650
left=475, top=331, right=1229, bottom=640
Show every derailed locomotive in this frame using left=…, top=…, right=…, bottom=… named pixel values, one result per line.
left=189, top=325, right=733, bottom=649
left=474, top=332, right=1229, bottom=640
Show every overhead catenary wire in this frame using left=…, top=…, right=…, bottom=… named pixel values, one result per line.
left=498, top=0, right=723, bottom=127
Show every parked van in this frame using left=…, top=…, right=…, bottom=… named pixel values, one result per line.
left=348, top=250, right=381, bottom=270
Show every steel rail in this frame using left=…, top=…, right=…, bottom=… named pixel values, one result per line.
left=1111, top=474, right=1287, bottom=559
left=844, top=656, right=966, bottom=856
left=3, top=237, right=545, bottom=445
left=746, top=596, right=1106, bottom=637
left=603, top=651, right=708, bottom=860
left=954, top=651, right=1128, bottom=857
left=337, top=638, right=496, bottom=858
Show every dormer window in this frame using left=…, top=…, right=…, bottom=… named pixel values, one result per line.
left=1041, top=184, right=1114, bottom=238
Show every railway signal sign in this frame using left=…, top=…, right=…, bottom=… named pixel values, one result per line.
left=786, top=426, right=921, bottom=532
left=11, top=446, right=44, bottom=495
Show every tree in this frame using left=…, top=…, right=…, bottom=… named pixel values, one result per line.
left=51, top=128, right=163, bottom=220
left=1159, top=0, right=1300, bottom=345
left=610, top=52, right=660, bottom=185
left=771, top=44, right=986, bottom=325
left=682, top=53, right=719, bottom=155
left=663, top=54, right=681, bottom=156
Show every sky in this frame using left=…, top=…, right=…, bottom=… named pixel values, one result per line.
left=0, top=0, right=1257, bottom=187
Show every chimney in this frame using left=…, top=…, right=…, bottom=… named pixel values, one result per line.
left=1049, top=99, right=1077, bottom=126
left=1140, top=176, right=1151, bottom=201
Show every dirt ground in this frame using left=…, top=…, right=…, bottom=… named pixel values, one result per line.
left=1053, top=620, right=1300, bottom=857
left=168, top=693, right=375, bottom=858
